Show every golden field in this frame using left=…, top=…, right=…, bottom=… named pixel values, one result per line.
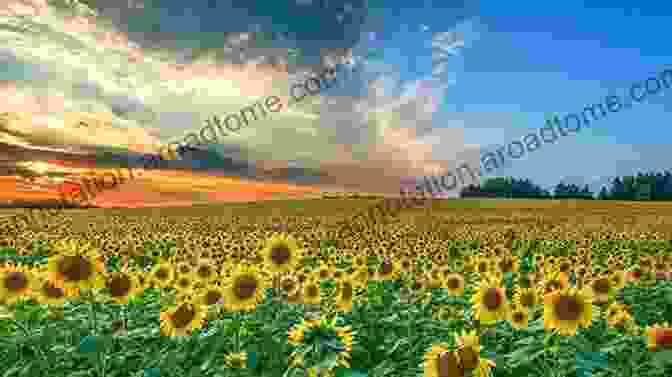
left=1, top=199, right=672, bottom=377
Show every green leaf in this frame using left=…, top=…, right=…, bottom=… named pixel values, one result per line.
left=651, top=349, right=672, bottom=366
left=335, top=368, right=368, bottom=377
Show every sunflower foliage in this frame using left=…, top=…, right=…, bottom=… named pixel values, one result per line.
left=2, top=203, right=672, bottom=377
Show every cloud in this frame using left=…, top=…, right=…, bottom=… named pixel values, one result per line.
left=0, top=0, right=481, bottom=202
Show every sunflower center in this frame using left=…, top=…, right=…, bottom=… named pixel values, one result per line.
left=5, top=272, right=27, bottom=291
left=234, top=275, right=258, bottom=300
left=177, top=277, right=191, bottom=289
left=171, top=304, right=196, bottom=329
left=307, top=284, right=319, bottom=298
left=655, top=328, right=672, bottom=349
left=592, top=278, right=611, bottom=294
left=57, top=256, right=93, bottom=282
left=341, top=282, right=353, bottom=300
left=520, top=292, right=535, bottom=307
left=155, top=268, right=169, bottom=281
left=483, top=288, right=502, bottom=310
left=197, top=265, right=212, bottom=279
left=553, top=295, right=583, bottom=321
left=447, top=277, right=461, bottom=289
left=205, top=290, right=222, bottom=305
left=270, top=244, right=291, bottom=265
left=401, top=260, right=411, bottom=270
left=108, top=275, right=132, bottom=297
left=437, top=351, right=461, bottom=377
left=380, top=260, right=394, bottom=275
left=513, top=312, right=525, bottom=322
left=319, top=269, right=330, bottom=279
left=457, top=347, right=480, bottom=369
left=477, top=262, right=488, bottom=273
left=282, top=279, right=296, bottom=292
left=178, top=265, right=191, bottom=274
left=42, top=282, right=64, bottom=298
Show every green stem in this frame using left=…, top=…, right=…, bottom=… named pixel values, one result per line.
left=234, top=312, right=241, bottom=353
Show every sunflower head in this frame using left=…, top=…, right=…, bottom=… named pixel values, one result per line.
left=514, top=288, right=539, bottom=311
left=262, top=233, right=303, bottom=274
left=645, top=322, right=672, bottom=352
left=149, top=262, right=175, bottom=289
left=423, top=344, right=463, bottom=377
left=223, top=265, right=266, bottom=312
left=543, top=288, right=593, bottom=336
left=103, top=270, right=142, bottom=304
left=303, top=279, right=322, bottom=306
left=509, top=305, right=529, bottom=330
left=0, top=265, right=35, bottom=305
left=470, top=278, right=509, bottom=325
left=455, top=329, right=481, bottom=369
left=47, top=245, right=105, bottom=291
left=159, top=301, right=206, bottom=337
left=445, top=273, right=465, bottom=297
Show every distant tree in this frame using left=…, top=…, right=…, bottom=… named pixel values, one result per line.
left=598, top=186, right=610, bottom=200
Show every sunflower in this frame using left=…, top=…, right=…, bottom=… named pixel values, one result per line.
left=606, top=305, right=633, bottom=329
left=175, top=261, right=193, bottom=276
left=541, top=270, right=567, bottom=295
left=497, top=254, right=519, bottom=275
left=193, top=259, right=218, bottom=284
left=474, top=358, right=497, bottom=377
left=445, top=273, right=465, bottom=297
left=423, top=344, right=463, bottom=377
left=159, top=301, right=206, bottom=337
left=195, top=284, right=225, bottom=307
left=514, top=288, right=539, bottom=311
left=335, top=278, right=356, bottom=313
left=377, top=258, right=400, bottom=281
left=32, top=276, right=68, bottom=306
left=426, top=267, right=445, bottom=289
left=262, top=233, right=303, bottom=275
left=302, top=278, right=322, bottom=306
left=288, top=318, right=354, bottom=370
left=609, top=270, right=626, bottom=290
left=173, top=274, right=196, bottom=296
left=509, top=305, right=529, bottom=330
left=588, top=274, right=613, bottom=304
left=148, top=262, right=175, bottom=289
left=46, top=241, right=105, bottom=291
left=317, top=264, right=335, bottom=281
left=352, top=255, right=367, bottom=270
left=224, top=352, right=247, bottom=369
left=103, top=270, right=143, bottom=304
left=455, top=329, right=481, bottom=370
left=645, top=322, right=672, bottom=351
left=470, top=278, right=509, bottom=326
left=223, top=265, right=266, bottom=312
left=475, top=257, right=492, bottom=276
left=0, top=265, right=36, bottom=305
left=279, top=274, right=300, bottom=297
left=543, top=288, right=593, bottom=336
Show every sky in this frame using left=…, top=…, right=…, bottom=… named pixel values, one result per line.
left=0, top=0, right=670, bottom=207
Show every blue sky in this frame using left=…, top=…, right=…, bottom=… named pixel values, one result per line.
left=371, top=0, right=672, bottom=191
left=1, top=0, right=670, bottom=199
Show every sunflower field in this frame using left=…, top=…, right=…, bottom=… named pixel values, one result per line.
left=1, top=199, right=672, bottom=377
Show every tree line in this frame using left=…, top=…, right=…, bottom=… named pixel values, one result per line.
left=459, top=171, right=672, bottom=200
